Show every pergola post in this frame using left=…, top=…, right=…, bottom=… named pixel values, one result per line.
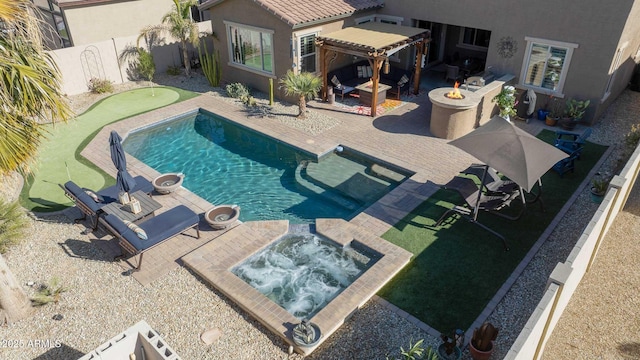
left=413, top=40, right=425, bottom=95
left=320, top=46, right=328, bottom=101
left=369, top=56, right=383, bottom=117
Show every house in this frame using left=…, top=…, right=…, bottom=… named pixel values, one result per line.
left=33, top=0, right=210, bottom=49
left=200, top=0, right=640, bottom=124
left=198, top=0, right=405, bottom=99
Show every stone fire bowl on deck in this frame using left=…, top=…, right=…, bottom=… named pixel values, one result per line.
left=205, top=205, right=241, bottom=230
left=152, top=173, right=184, bottom=194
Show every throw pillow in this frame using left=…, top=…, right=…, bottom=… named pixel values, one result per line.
left=123, top=219, right=148, bottom=240
left=398, top=74, right=409, bottom=86
left=331, top=75, right=342, bottom=89
left=84, top=189, right=104, bottom=203
left=357, top=65, right=365, bottom=78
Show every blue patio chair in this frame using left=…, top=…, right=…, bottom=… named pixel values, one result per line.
left=552, top=150, right=580, bottom=177
left=99, top=205, right=200, bottom=271
left=555, top=128, right=592, bottom=159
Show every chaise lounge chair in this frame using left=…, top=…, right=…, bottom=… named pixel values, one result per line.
left=435, top=176, right=525, bottom=251
left=60, top=176, right=154, bottom=230
left=99, top=205, right=200, bottom=271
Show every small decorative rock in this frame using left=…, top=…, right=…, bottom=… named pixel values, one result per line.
left=200, top=328, right=222, bottom=345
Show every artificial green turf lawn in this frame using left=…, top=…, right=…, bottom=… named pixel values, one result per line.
left=378, top=129, right=608, bottom=332
left=21, top=86, right=199, bottom=213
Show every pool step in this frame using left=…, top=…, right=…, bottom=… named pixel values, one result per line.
left=294, top=162, right=361, bottom=211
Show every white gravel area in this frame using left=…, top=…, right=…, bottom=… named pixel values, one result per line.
left=1, top=72, right=639, bottom=359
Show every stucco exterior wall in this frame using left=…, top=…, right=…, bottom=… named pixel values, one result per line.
left=206, top=0, right=378, bottom=98
left=380, top=0, right=640, bottom=124
left=62, top=0, right=175, bottom=46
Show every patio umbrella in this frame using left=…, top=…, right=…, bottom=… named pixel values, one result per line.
left=449, top=115, right=568, bottom=193
left=109, top=130, right=136, bottom=195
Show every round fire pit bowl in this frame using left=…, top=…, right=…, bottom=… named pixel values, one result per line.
left=205, top=205, right=240, bottom=230
left=152, top=173, right=184, bottom=194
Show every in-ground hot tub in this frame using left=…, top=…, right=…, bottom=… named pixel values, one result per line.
left=181, top=218, right=413, bottom=356
left=428, top=87, right=481, bottom=140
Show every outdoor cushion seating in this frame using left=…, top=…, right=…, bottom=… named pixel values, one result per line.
left=100, top=204, right=200, bottom=270
left=444, top=64, right=460, bottom=82
left=327, top=61, right=411, bottom=101
left=60, top=176, right=154, bottom=230
left=555, top=128, right=592, bottom=159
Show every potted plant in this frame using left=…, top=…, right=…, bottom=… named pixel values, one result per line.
left=545, top=96, right=564, bottom=126
left=468, top=322, right=498, bottom=360
left=492, top=85, right=517, bottom=121
left=591, top=176, right=609, bottom=203
left=560, top=98, right=590, bottom=130
left=438, top=331, right=462, bottom=360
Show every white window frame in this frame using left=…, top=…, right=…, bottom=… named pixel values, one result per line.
left=224, top=21, right=275, bottom=76
left=354, top=14, right=403, bottom=26
left=519, top=37, right=579, bottom=96
left=294, top=27, right=320, bottom=74
left=603, top=43, right=627, bottom=101
left=457, top=27, right=490, bottom=52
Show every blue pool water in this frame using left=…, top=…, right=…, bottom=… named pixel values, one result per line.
left=123, top=110, right=408, bottom=223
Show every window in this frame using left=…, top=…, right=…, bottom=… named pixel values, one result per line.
left=299, top=34, right=316, bottom=73
left=355, top=15, right=403, bottom=25
left=459, top=27, right=490, bottom=49
left=520, top=37, right=578, bottom=94
left=225, top=22, right=274, bottom=74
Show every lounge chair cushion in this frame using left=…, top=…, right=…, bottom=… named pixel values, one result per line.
left=97, top=175, right=154, bottom=203
left=103, top=205, right=199, bottom=252
left=64, top=181, right=103, bottom=213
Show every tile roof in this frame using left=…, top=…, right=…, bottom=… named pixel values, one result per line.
left=200, top=0, right=383, bottom=27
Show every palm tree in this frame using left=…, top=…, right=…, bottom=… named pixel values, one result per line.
left=0, top=0, right=70, bottom=324
left=0, top=0, right=72, bottom=175
left=279, top=71, right=322, bottom=119
left=141, top=0, right=200, bottom=77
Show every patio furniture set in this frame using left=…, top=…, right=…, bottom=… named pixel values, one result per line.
left=61, top=172, right=240, bottom=271
left=327, top=60, right=411, bottom=103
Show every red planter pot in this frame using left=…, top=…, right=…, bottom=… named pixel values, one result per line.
left=469, top=340, right=494, bottom=360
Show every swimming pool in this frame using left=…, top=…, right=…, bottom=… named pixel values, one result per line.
left=123, top=110, right=409, bottom=223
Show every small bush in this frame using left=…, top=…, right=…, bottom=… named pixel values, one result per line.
left=625, top=124, right=640, bottom=149
left=88, top=78, right=114, bottom=94
left=166, top=65, right=182, bottom=76
left=31, top=277, right=68, bottom=306
left=225, top=82, right=250, bottom=98
left=0, top=198, right=28, bottom=253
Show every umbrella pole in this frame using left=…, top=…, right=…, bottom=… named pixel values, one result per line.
left=472, top=165, right=489, bottom=221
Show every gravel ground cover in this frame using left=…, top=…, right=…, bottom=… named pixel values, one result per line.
left=1, top=71, right=638, bottom=359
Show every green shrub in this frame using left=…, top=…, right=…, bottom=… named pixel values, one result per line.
left=88, top=78, right=114, bottom=94
left=166, top=65, right=182, bottom=76
left=31, top=277, right=68, bottom=306
left=0, top=198, right=28, bottom=253
left=625, top=124, right=640, bottom=149
left=226, top=82, right=250, bottom=99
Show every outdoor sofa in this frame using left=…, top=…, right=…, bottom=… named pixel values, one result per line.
left=60, top=176, right=154, bottom=229
left=100, top=205, right=200, bottom=271
left=327, top=60, right=412, bottom=100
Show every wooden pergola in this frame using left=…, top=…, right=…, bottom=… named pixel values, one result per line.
left=315, top=22, right=431, bottom=117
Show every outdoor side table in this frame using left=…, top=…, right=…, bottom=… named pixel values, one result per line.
left=101, top=190, right=162, bottom=223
